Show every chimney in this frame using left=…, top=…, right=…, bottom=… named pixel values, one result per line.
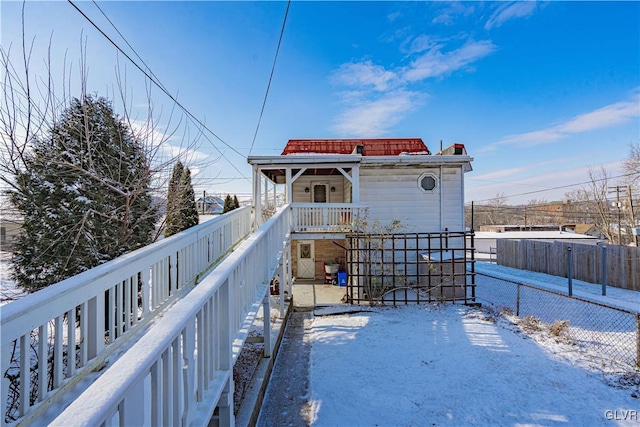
left=352, top=145, right=365, bottom=155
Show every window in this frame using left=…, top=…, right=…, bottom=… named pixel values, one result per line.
left=418, top=173, right=438, bottom=192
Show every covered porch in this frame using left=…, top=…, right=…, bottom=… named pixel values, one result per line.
left=248, top=154, right=363, bottom=228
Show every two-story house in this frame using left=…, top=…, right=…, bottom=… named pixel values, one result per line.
left=248, top=138, right=474, bottom=303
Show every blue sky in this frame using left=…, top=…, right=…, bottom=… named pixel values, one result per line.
left=2, top=1, right=639, bottom=204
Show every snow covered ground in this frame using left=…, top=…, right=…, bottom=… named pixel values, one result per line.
left=3, top=251, right=639, bottom=425
left=299, top=262, right=640, bottom=426
left=474, top=261, right=640, bottom=313
left=474, top=262, right=639, bottom=368
left=307, top=304, right=639, bottom=426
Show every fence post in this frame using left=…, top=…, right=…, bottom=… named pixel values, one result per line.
left=263, top=293, right=272, bottom=358
left=516, top=284, right=521, bottom=317
left=567, top=246, right=573, bottom=296
left=601, top=245, right=607, bottom=296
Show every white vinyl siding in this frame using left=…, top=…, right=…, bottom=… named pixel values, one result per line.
left=359, top=165, right=464, bottom=232
left=291, top=175, right=345, bottom=204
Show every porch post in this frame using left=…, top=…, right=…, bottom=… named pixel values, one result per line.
left=285, top=168, right=292, bottom=204
left=254, top=166, right=262, bottom=227
left=262, top=293, right=272, bottom=358
left=352, top=165, right=360, bottom=203
left=263, top=175, right=269, bottom=211
left=272, top=179, right=277, bottom=210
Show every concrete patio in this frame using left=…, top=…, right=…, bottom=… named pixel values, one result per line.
left=290, top=279, right=348, bottom=310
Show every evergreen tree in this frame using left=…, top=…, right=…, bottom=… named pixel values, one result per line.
left=165, top=161, right=184, bottom=237
left=223, top=194, right=234, bottom=213
left=178, top=167, right=199, bottom=231
left=233, top=194, right=240, bottom=210
left=9, top=96, right=157, bottom=292
left=165, top=162, right=198, bottom=237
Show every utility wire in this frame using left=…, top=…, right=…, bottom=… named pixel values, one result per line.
left=90, top=0, right=169, bottom=94
left=468, top=171, right=638, bottom=204
left=67, top=0, right=250, bottom=181
left=248, top=0, right=290, bottom=157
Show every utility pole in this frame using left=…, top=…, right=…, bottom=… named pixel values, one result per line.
left=627, top=185, right=637, bottom=246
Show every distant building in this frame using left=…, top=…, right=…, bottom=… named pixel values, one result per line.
left=0, top=210, right=22, bottom=250
left=470, top=230, right=600, bottom=261
left=196, top=196, right=225, bottom=215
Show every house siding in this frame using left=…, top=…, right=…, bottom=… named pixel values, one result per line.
left=359, top=165, right=464, bottom=232
left=291, top=175, right=346, bottom=204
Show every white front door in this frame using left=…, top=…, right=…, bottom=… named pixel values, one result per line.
left=297, top=241, right=315, bottom=279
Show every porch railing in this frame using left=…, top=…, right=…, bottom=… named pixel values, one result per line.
left=1, top=206, right=252, bottom=426
left=49, top=205, right=291, bottom=426
left=291, top=203, right=366, bottom=233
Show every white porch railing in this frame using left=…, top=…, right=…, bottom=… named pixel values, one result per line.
left=291, top=203, right=366, bottom=233
left=48, top=205, right=291, bottom=427
left=1, top=207, right=252, bottom=426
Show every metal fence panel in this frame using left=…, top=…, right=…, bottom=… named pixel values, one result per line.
left=476, top=272, right=639, bottom=369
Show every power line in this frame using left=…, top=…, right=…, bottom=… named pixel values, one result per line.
left=67, top=0, right=250, bottom=182
left=90, top=0, right=170, bottom=95
left=248, top=0, right=290, bottom=157
left=468, top=171, right=638, bottom=204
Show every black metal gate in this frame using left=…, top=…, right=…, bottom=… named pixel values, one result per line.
left=345, top=231, right=476, bottom=305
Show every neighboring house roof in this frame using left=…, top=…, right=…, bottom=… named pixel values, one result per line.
left=197, top=196, right=224, bottom=214
left=474, top=231, right=598, bottom=241
left=281, top=138, right=430, bottom=156
left=573, top=223, right=599, bottom=235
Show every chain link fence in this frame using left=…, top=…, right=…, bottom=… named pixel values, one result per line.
left=475, top=272, right=640, bottom=369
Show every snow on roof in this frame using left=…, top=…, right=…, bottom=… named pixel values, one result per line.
left=420, top=251, right=466, bottom=262
left=473, top=231, right=597, bottom=240
left=281, top=138, right=430, bottom=156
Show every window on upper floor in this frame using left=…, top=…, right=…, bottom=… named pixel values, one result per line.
left=418, top=173, right=438, bottom=192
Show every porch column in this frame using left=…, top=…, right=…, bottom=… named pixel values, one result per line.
left=272, top=179, right=277, bottom=210
left=352, top=165, right=360, bottom=203
left=285, top=168, right=292, bottom=204
left=263, top=175, right=269, bottom=211
left=254, top=166, right=262, bottom=227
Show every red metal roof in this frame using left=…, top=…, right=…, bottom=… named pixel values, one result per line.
left=281, top=138, right=430, bottom=156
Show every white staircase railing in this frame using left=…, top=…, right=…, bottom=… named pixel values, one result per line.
left=49, top=205, right=291, bottom=426
left=1, top=207, right=252, bottom=426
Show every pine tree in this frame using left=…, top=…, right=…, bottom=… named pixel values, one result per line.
left=233, top=194, right=240, bottom=210
left=223, top=194, right=234, bottom=213
left=9, top=96, right=157, bottom=292
left=178, top=167, right=199, bottom=231
left=165, top=161, right=184, bottom=237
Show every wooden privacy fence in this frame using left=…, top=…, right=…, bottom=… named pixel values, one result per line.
left=497, top=240, right=640, bottom=291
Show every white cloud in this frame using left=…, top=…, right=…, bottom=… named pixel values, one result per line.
left=330, top=19, right=497, bottom=138
left=331, top=90, right=422, bottom=137
left=471, top=167, right=527, bottom=181
left=407, top=35, right=439, bottom=55
left=160, top=141, right=210, bottom=163
left=331, top=61, right=399, bottom=92
left=468, top=143, right=630, bottom=205
left=432, top=2, right=476, bottom=26
left=497, top=91, right=640, bottom=147
left=467, top=160, right=625, bottom=204
left=402, top=40, right=496, bottom=82
left=485, top=1, right=537, bottom=30
left=387, top=11, right=402, bottom=23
